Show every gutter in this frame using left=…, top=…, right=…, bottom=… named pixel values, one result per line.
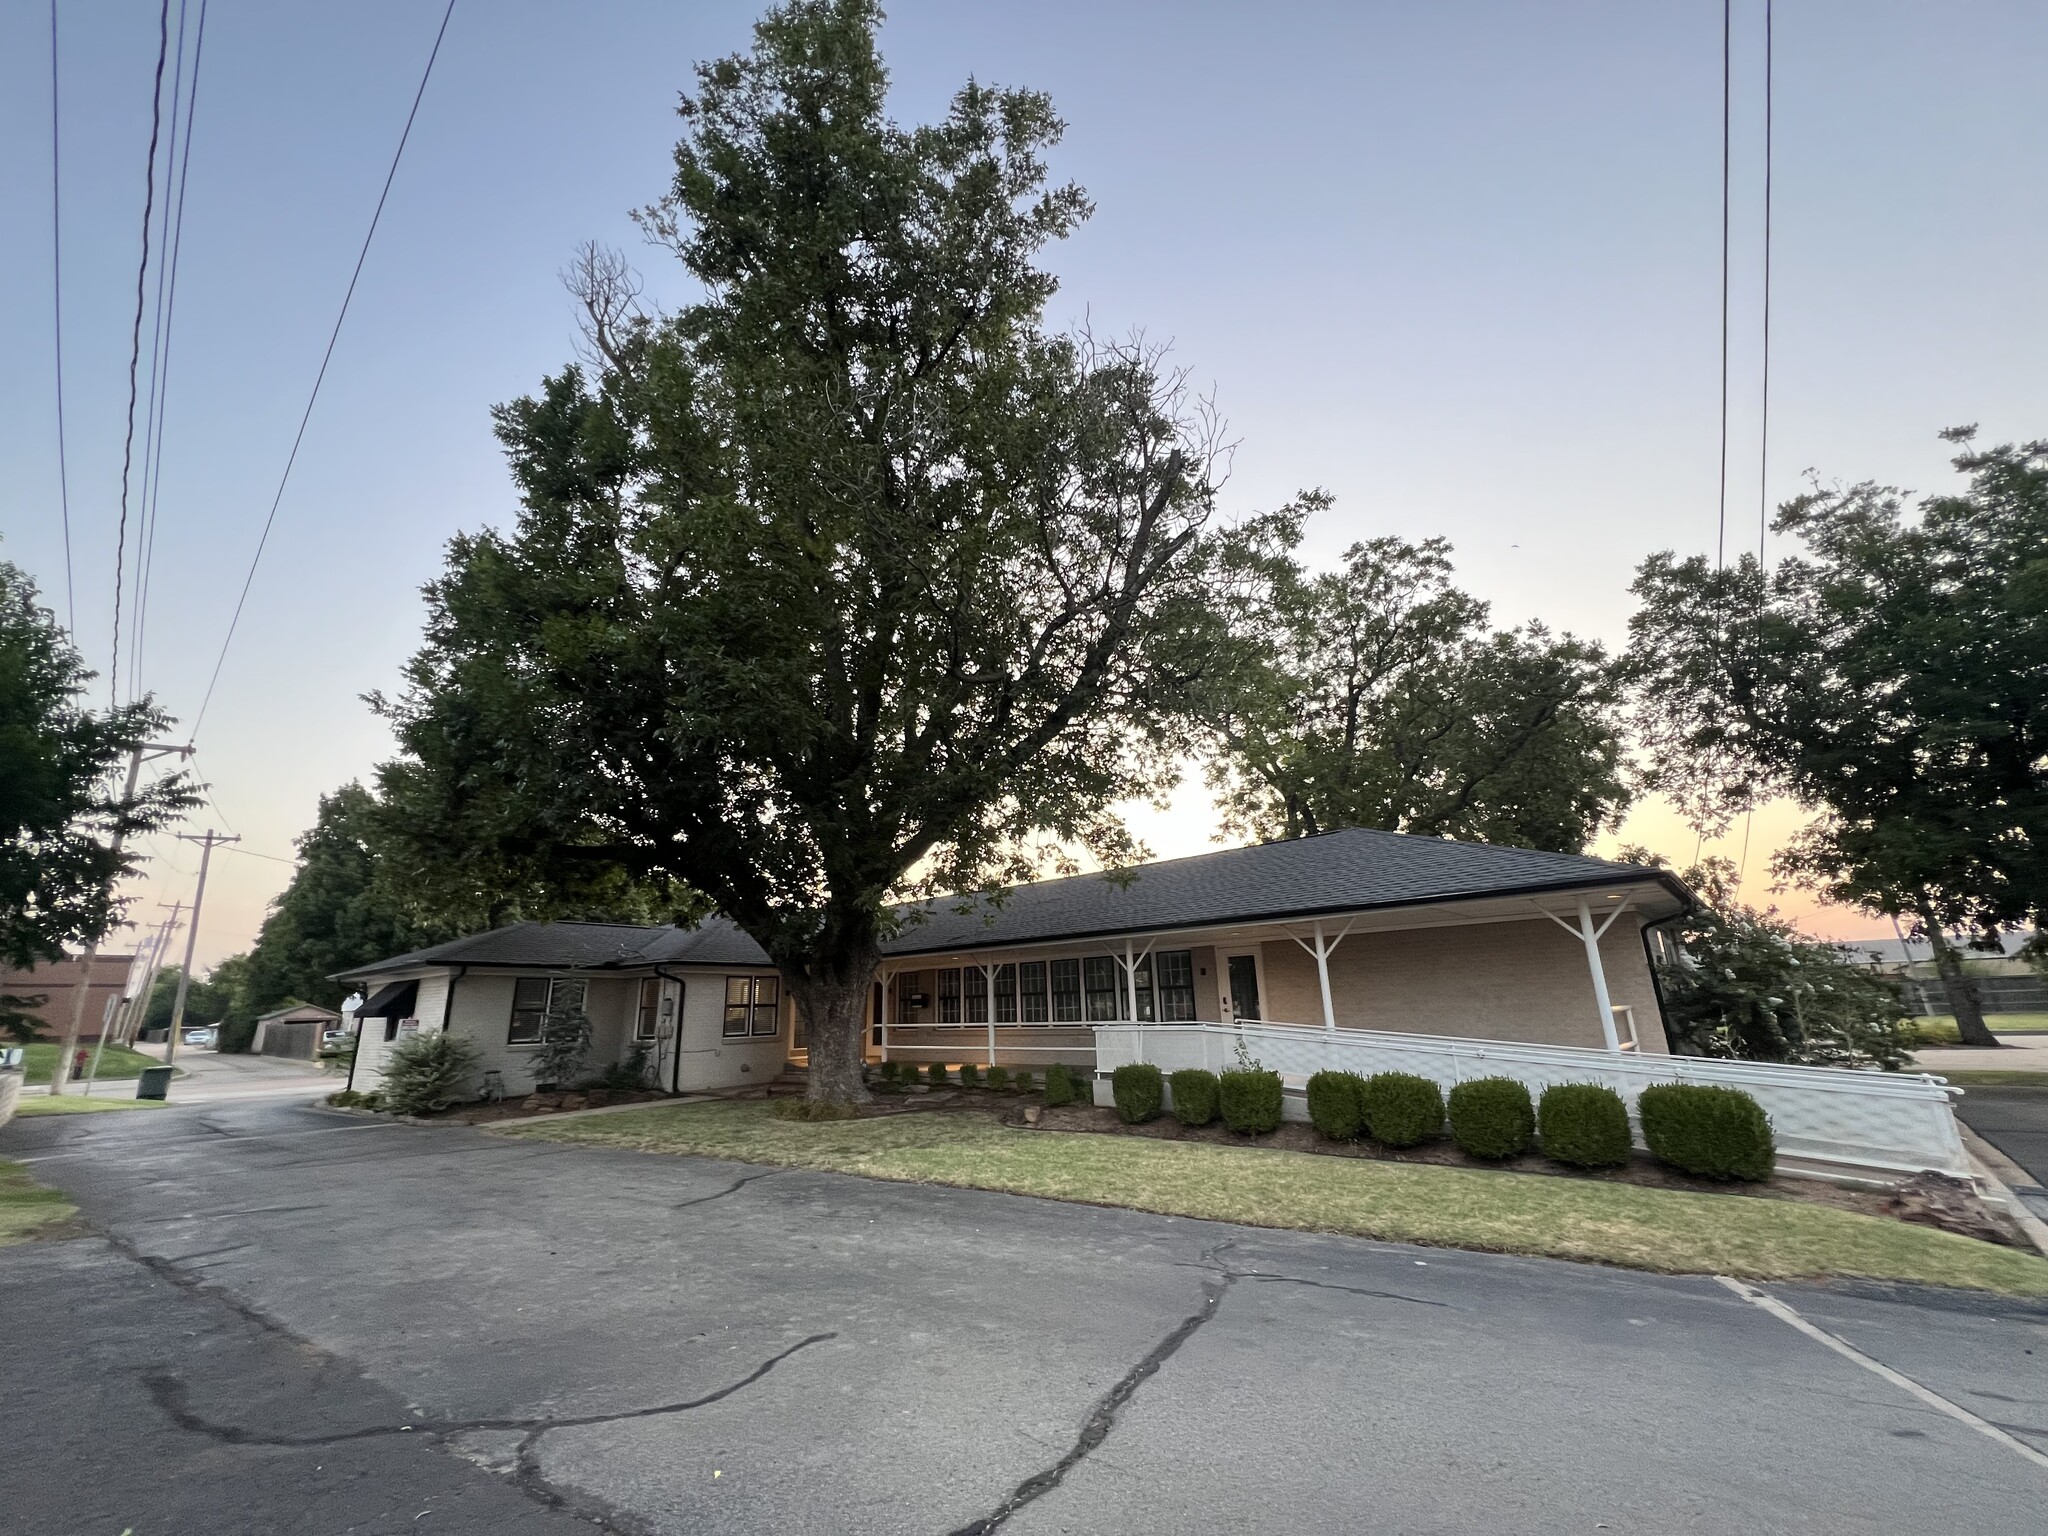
left=1637, top=907, right=1693, bottom=1053
left=652, top=965, right=690, bottom=1095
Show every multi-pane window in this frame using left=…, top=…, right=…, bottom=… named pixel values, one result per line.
left=508, top=977, right=549, bottom=1044
left=1017, top=961, right=1049, bottom=1023
left=936, top=968, right=962, bottom=1024
left=635, top=978, right=661, bottom=1040
left=992, top=964, right=1017, bottom=1023
left=1155, top=951, right=1196, bottom=1021
left=1051, top=958, right=1082, bottom=1022
left=1083, top=956, right=1122, bottom=1021
left=962, top=966, right=989, bottom=1023
left=724, top=975, right=781, bottom=1038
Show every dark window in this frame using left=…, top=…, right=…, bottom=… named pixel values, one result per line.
left=1050, top=959, right=1081, bottom=1022
left=723, top=976, right=752, bottom=1038
left=992, top=964, right=1017, bottom=1023
left=1083, top=956, right=1123, bottom=1021
left=750, top=975, right=780, bottom=1037
left=1155, top=951, right=1196, bottom=1021
left=723, top=975, right=781, bottom=1038
left=508, top=977, right=548, bottom=1044
left=937, top=968, right=962, bottom=1024
left=635, top=978, right=661, bottom=1040
left=384, top=1016, right=400, bottom=1043
left=1130, top=956, right=1156, bottom=1021
left=1017, top=961, right=1048, bottom=1023
left=962, top=966, right=989, bottom=1023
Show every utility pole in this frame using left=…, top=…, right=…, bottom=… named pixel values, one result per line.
left=164, top=830, right=237, bottom=1067
left=48, top=741, right=190, bottom=1094
left=111, top=903, right=182, bottom=1048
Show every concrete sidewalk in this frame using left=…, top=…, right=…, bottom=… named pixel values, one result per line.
left=28, top=1041, right=335, bottom=1107
left=1913, top=1032, right=2048, bottom=1073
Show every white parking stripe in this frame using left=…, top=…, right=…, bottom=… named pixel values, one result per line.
left=1717, top=1276, right=2048, bottom=1473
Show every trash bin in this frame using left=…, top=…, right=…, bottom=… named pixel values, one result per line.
left=137, top=1066, right=174, bottom=1101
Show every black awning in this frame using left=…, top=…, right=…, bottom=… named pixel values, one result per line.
left=359, top=979, right=419, bottom=1019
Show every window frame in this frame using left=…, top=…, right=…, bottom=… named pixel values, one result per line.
left=1154, top=950, right=1197, bottom=1021
left=1083, top=956, right=1123, bottom=1021
left=507, top=976, right=549, bottom=1045
left=635, top=977, right=661, bottom=1041
left=723, top=974, right=782, bottom=1039
left=1017, top=960, right=1049, bottom=1024
left=936, top=967, right=962, bottom=1024
left=1050, top=958, right=1082, bottom=1023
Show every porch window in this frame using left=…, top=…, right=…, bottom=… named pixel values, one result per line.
left=1083, top=956, right=1123, bottom=1021
left=1017, top=961, right=1048, bottom=1023
left=635, top=978, right=660, bottom=1040
left=936, top=968, right=962, bottom=1024
left=992, top=964, right=1018, bottom=1023
left=507, top=977, right=549, bottom=1044
left=1050, top=958, right=1081, bottom=1022
left=1155, top=951, right=1197, bottom=1021
left=1130, top=956, right=1155, bottom=1021
left=723, top=975, right=781, bottom=1039
left=962, top=966, right=989, bottom=1023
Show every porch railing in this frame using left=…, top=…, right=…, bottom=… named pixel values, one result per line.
left=1093, top=1019, right=1972, bottom=1180
left=878, top=1021, right=1092, bottom=1065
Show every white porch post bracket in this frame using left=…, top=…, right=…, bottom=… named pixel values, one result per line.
left=1538, top=898, right=1633, bottom=1052
left=1288, top=920, right=1355, bottom=1036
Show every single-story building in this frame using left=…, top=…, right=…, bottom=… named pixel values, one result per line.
left=1, top=951, right=138, bottom=1043
left=337, top=829, right=1692, bottom=1100
left=250, top=1002, right=344, bottom=1060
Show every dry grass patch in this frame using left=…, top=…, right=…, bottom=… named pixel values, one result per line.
left=0, top=1159, right=78, bottom=1244
left=13, top=1094, right=167, bottom=1117
left=501, top=1100, right=2048, bottom=1296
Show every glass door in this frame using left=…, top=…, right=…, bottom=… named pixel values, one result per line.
left=1225, top=954, right=1262, bottom=1023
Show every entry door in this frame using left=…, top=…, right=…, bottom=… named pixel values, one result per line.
left=1225, top=954, right=1262, bottom=1023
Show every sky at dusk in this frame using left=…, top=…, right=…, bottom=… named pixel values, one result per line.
left=3, top=1, right=2044, bottom=970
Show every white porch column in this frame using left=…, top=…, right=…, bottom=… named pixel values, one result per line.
left=1312, top=920, right=1337, bottom=1034
left=985, top=963, right=998, bottom=1066
left=1124, top=940, right=1142, bottom=1064
left=1576, top=898, right=1623, bottom=1052
left=879, top=969, right=891, bottom=1063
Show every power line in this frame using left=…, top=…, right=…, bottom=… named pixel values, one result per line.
left=49, top=0, right=75, bottom=631
left=132, top=0, right=210, bottom=703
left=110, top=0, right=173, bottom=710
left=189, top=0, right=458, bottom=740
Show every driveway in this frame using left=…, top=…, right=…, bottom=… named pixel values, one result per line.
left=1956, top=1085, right=2048, bottom=1222
left=5, top=1098, right=2046, bottom=1534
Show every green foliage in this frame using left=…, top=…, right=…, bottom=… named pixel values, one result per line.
left=370, top=0, right=1273, bottom=1104
left=591, top=1044, right=652, bottom=1092
left=0, top=555, right=195, bottom=1020
left=1043, top=1063, right=1078, bottom=1106
left=326, top=1089, right=363, bottom=1108
left=1218, top=1068, right=1283, bottom=1134
left=381, top=1030, right=481, bottom=1116
left=1012, top=1068, right=1034, bottom=1093
left=1627, top=428, right=2048, bottom=1046
left=1447, top=1077, right=1535, bottom=1159
left=528, top=980, right=593, bottom=1088
left=1168, top=1068, right=1219, bottom=1127
left=1538, top=1083, right=1632, bottom=1169
left=1111, top=1063, right=1163, bottom=1123
left=876, top=1060, right=899, bottom=1084
left=985, top=1065, right=1010, bottom=1091
left=958, top=1062, right=981, bottom=1088
left=1638, top=1084, right=1774, bottom=1182
left=1360, top=1072, right=1444, bottom=1148
left=1201, top=530, right=1628, bottom=851
left=926, top=1061, right=950, bottom=1087
left=1304, top=1070, right=1364, bottom=1140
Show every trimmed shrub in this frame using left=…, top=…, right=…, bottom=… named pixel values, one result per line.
left=382, top=1030, right=481, bottom=1116
left=1112, top=1063, right=1164, bottom=1123
left=1168, top=1068, right=1220, bottom=1127
left=959, top=1062, right=982, bottom=1088
left=1638, top=1084, right=1774, bottom=1181
left=876, top=1060, right=899, bottom=1084
left=926, top=1061, right=950, bottom=1086
left=1012, top=1068, right=1034, bottom=1094
left=1305, top=1070, right=1364, bottom=1141
left=1360, top=1072, right=1444, bottom=1148
left=1538, top=1083, right=1632, bottom=1169
left=1043, top=1063, right=1078, bottom=1107
left=1447, top=1077, right=1535, bottom=1160
left=1218, top=1068, right=1284, bottom=1134
left=986, top=1065, right=1010, bottom=1092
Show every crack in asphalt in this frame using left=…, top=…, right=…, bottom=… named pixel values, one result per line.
left=1240, top=1272, right=1447, bottom=1306
left=671, top=1168, right=788, bottom=1210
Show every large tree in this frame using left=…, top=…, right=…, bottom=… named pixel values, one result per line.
left=1628, top=428, right=2048, bottom=1047
left=1, top=555, right=192, bottom=1039
left=1201, top=524, right=1629, bottom=850
left=375, top=1, right=1261, bottom=1103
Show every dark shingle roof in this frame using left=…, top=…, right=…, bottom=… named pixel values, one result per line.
left=337, top=829, right=1683, bottom=980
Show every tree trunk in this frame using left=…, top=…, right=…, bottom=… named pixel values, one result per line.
left=1919, top=917, right=2000, bottom=1048
left=790, top=964, right=874, bottom=1106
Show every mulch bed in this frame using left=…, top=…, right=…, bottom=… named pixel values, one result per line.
left=441, top=1088, right=675, bottom=1125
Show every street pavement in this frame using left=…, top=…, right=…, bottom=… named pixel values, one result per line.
left=23, top=1040, right=338, bottom=1108
left=4, top=1096, right=2046, bottom=1534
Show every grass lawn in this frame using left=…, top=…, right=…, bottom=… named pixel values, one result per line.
left=12, top=1094, right=167, bottom=1117
left=20, top=1041, right=158, bottom=1085
left=0, top=1158, right=77, bottom=1244
left=502, top=1101, right=2048, bottom=1297
left=1913, top=1013, right=2048, bottom=1044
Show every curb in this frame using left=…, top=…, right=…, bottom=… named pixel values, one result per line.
left=1960, top=1126, right=2048, bottom=1259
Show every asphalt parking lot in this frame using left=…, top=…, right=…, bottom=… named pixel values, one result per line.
left=5, top=1097, right=2046, bottom=1534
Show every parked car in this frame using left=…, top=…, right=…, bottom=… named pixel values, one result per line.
left=182, top=1027, right=215, bottom=1046
left=322, top=1029, right=354, bottom=1049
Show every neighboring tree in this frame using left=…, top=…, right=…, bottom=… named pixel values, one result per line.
left=375, top=0, right=1266, bottom=1104
left=1628, top=429, right=2048, bottom=1048
left=1623, top=850, right=1915, bottom=1069
left=0, top=555, right=193, bottom=1032
left=1202, top=525, right=1630, bottom=850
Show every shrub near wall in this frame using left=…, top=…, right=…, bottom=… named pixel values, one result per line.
left=1447, top=1077, right=1535, bottom=1159
left=1305, top=1071, right=1363, bottom=1141
left=1218, top=1069, right=1284, bottom=1134
left=1538, top=1083, right=1632, bottom=1169
left=1043, top=1063, right=1078, bottom=1106
left=1168, top=1069, right=1220, bottom=1127
left=1638, top=1084, right=1775, bottom=1181
left=1360, top=1072, right=1444, bottom=1148
left=1111, top=1063, right=1164, bottom=1123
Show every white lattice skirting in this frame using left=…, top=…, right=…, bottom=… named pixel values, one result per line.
left=1091, top=1021, right=1971, bottom=1181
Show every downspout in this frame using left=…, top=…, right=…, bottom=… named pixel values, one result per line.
left=1638, top=910, right=1689, bottom=1054
left=441, top=965, right=466, bottom=1035
left=344, top=995, right=364, bottom=1093
left=652, top=966, right=689, bottom=1096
